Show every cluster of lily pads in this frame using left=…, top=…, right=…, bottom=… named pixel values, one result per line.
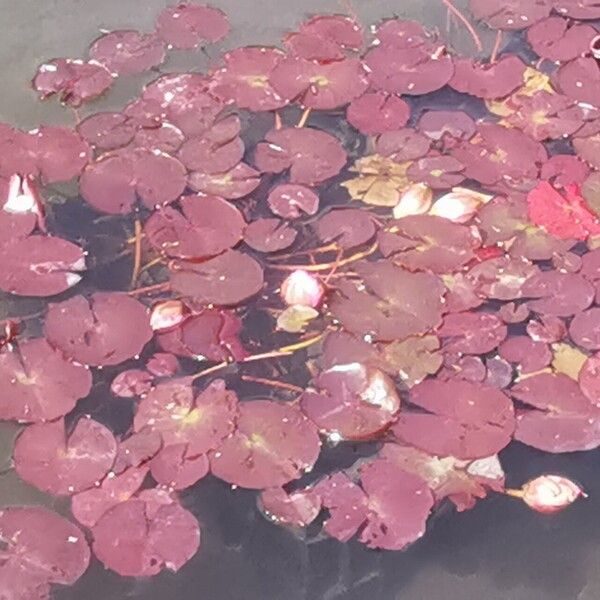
left=3, top=0, right=600, bottom=597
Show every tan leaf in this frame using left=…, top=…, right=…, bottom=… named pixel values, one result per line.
left=551, top=342, right=588, bottom=380
left=380, top=335, right=443, bottom=387
left=276, top=305, right=319, bottom=333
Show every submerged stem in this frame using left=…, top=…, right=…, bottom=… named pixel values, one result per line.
left=268, top=243, right=339, bottom=261
left=241, top=375, right=304, bottom=393
left=504, top=488, right=525, bottom=499
left=130, top=218, right=143, bottom=288
left=268, top=242, right=378, bottom=272
left=297, top=107, right=312, bottom=128
left=442, top=0, right=483, bottom=52
left=490, top=30, right=503, bottom=63
left=128, top=281, right=171, bottom=297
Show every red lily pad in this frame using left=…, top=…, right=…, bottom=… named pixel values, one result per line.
left=380, top=215, right=480, bottom=273
left=315, top=208, right=377, bottom=249
left=254, top=127, right=346, bottom=186
left=177, top=118, right=244, bottom=174
left=170, top=249, right=264, bottom=305
left=188, top=162, right=261, bottom=199
left=92, top=499, right=200, bottom=576
left=505, top=92, right=584, bottom=141
left=146, top=352, right=180, bottom=377
left=210, top=47, right=287, bottom=111
left=449, top=56, right=527, bottom=99
left=451, top=123, right=547, bottom=186
left=0, top=235, right=85, bottom=297
left=579, top=352, right=600, bottom=403
left=569, top=307, right=600, bottom=350
left=113, top=430, right=162, bottom=474
left=32, top=126, right=91, bottom=183
left=554, top=0, right=600, bottom=19
left=32, top=58, right=113, bottom=107
left=374, top=128, right=431, bottom=162
left=381, top=443, right=505, bottom=511
left=330, top=260, right=445, bottom=341
left=155, top=3, right=229, bottom=49
left=77, top=112, right=136, bottom=151
left=0, top=123, right=38, bottom=177
left=407, top=154, right=465, bottom=189
left=80, top=149, right=187, bottom=214
left=134, top=379, right=238, bottom=455
left=298, top=14, right=363, bottom=52
left=89, top=30, right=166, bottom=75
left=527, top=16, right=597, bottom=62
left=374, top=19, right=430, bottom=49
left=555, top=57, right=600, bottom=106
left=71, top=466, right=149, bottom=527
left=270, top=57, right=368, bottom=110
left=157, top=308, right=246, bottom=362
left=485, top=356, right=515, bottom=389
left=111, top=369, right=154, bottom=398
left=527, top=316, right=567, bottom=343
left=0, top=338, right=91, bottom=423
left=300, top=363, right=401, bottom=440
left=14, top=418, right=117, bottom=496
left=144, top=194, right=245, bottom=259
left=417, top=110, right=476, bottom=146
left=284, top=32, right=347, bottom=62
left=133, top=122, right=185, bottom=154
left=358, top=458, right=433, bottom=550
left=267, top=184, right=319, bottom=219
left=44, top=292, right=153, bottom=366
left=141, top=73, right=224, bottom=136
left=521, top=271, right=595, bottom=316
left=209, top=400, right=321, bottom=489
left=467, top=256, right=540, bottom=301
left=392, top=379, right=515, bottom=459
left=0, top=506, right=90, bottom=586
left=364, top=45, right=454, bottom=96
left=259, top=486, right=321, bottom=527
left=314, top=472, right=368, bottom=542
left=438, top=312, right=508, bottom=355
left=150, top=444, right=210, bottom=489
left=244, top=218, right=297, bottom=252
left=511, top=373, right=600, bottom=452
left=499, top=335, right=552, bottom=373
left=541, top=154, right=590, bottom=188
left=347, top=92, right=410, bottom=135
left=574, top=133, right=600, bottom=170
left=469, top=0, right=552, bottom=29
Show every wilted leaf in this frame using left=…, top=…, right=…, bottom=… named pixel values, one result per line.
left=277, top=305, right=319, bottom=333
left=552, top=342, right=588, bottom=380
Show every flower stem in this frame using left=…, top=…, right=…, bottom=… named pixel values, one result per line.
left=128, top=282, right=171, bottom=297
left=504, top=488, right=525, bottom=499
left=490, top=30, right=503, bottom=63
left=442, top=0, right=483, bottom=52
left=268, top=242, right=378, bottom=272
left=241, top=375, right=304, bottom=393
left=130, top=217, right=143, bottom=288
left=297, top=107, right=312, bottom=128
left=268, top=243, right=339, bottom=261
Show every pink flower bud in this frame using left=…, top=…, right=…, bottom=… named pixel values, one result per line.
left=429, top=188, right=493, bottom=223
left=3, top=174, right=46, bottom=231
left=150, top=300, right=189, bottom=332
left=521, top=474, right=584, bottom=514
left=281, top=270, right=324, bottom=308
left=392, top=183, right=433, bottom=219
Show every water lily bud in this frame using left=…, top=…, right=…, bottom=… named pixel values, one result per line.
left=591, top=34, right=600, bottom=59
left=521, top=474, right=584, bottom=514
left=281, top=270, right=324, bottom=308
left=150, top=300, right=189, bottom=332
left=392, top=183, right=433, bottom=219
left=429, top=188, right=492, bottom=223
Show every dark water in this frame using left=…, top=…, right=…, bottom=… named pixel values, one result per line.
left=1, top=2, right=600, bottom=599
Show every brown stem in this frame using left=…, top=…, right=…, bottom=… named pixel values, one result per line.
left=323, top=248, right=344, bottom=285
left=130, top=218, right=143, bottom=288
left=442, top=0, right=483, bottom=52
left=490, top=29, right=503, bottom=63
left=268, top=242, right=339, bottom=261
left=297, top=107, right=312, bottom=128
left=274, top=111, right=282, bottom=130
left=268, top=242, right=378, bottom=272
left=139, top=255, right=166, bottom=275
left=128, top=282, right=171, bottom=297
left=190, top=332, right=326, bottom=381
left=241, top=375, right=303, bottom=394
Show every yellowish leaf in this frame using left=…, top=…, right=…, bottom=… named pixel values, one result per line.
left=551, top=343, right=588, bottom=380
left=276, top=305, right=319, bottom=333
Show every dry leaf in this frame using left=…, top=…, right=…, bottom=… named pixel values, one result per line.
left=551, top=342, right=588, bottom=380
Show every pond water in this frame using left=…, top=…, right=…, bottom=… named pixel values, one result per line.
left=2, top=1, right=600, bottom=599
